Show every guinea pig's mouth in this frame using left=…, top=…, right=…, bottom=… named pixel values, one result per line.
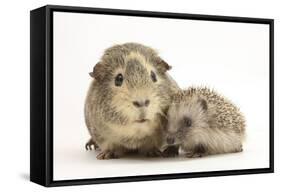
left=135, top=119, right=149, bottom=123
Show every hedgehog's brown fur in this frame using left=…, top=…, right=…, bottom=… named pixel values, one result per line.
left=173, top=87, right=246, bottom=135
left=164, top=86, right=246, bottom=158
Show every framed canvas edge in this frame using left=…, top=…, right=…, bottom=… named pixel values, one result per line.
left=30, top=4, right=274, bottom=187
left=30, top=6, right=48, bottom=186
left=46, top=168, right=273, bottom=187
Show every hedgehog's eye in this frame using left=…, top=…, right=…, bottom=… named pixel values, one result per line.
left=115, top=73, right=123, bottom=86
left=151, top=71, right=157, bottom=82
left=183, top=117, right=192, bottom=127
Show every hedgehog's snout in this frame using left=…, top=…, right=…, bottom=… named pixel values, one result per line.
left=166, top=136, right=175, bottom=145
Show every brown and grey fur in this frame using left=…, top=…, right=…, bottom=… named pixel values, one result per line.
left=163, top=87, right=246, bottom=158
left=84, top=43, right=179, bottom=159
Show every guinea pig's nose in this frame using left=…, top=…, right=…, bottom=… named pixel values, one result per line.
left=133, top=99, right=150, bottom=108
left=166, top=137, right=175, bottom=145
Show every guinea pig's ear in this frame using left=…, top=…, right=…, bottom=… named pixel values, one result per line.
left=89, top=62, right=106, bottom=81
left=198, top=98, right=208, bottom=111
left=156, top=58, right=172, bottom=73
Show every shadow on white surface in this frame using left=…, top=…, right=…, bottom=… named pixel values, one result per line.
left=19, top=173, right=29, bottom=181
left=54, top=134, right=269, bottom=181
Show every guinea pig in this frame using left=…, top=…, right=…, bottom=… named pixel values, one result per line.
left=84, top=43, right=179, bottom=159
left=162, top=87, right=246, bottom=158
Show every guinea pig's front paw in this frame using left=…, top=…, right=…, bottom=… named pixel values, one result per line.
left=96, top=150, right=120, bottom=160
left=162, top=145, right=179, bottom=158
left=85, top=138, right=100, bottom=151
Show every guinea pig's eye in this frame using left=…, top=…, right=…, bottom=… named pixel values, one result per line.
left=183, top=117, right=192, bottom=127
left=151, top=71, right=157, bottom=82
left=115, top=73, right=123, bottom=86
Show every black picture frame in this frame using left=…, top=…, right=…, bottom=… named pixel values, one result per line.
left=30, top=5, right=274, bottom=187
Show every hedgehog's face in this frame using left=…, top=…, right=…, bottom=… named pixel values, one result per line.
left=164, top=97, right=209, bottom=146
left=91, top=51, right=172, bottom=126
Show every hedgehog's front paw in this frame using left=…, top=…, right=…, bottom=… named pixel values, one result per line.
left=162, top=145, right=179, bottom=158
left=142, top=148, right=162, bottom=157
left=234, top=144, right=243, bottom=153
left=185, top=144, right=207, bottom=158
left=96, top=150, right=120, bottom=160
left=185, top=151, right=207, bottom=158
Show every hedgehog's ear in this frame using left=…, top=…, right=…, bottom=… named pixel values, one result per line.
left=198, top=98, right=208, bottom=111
left=89, top=62, right=106, bottom=81
left=156, top=58, right=172, bottom=73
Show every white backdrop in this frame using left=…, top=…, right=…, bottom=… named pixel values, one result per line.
left=53, top=12, right=269, bottom=180
left=0, top=0, right=280, bottom=192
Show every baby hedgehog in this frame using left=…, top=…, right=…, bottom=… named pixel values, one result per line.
left=163, top=87, right=246, bottom=158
